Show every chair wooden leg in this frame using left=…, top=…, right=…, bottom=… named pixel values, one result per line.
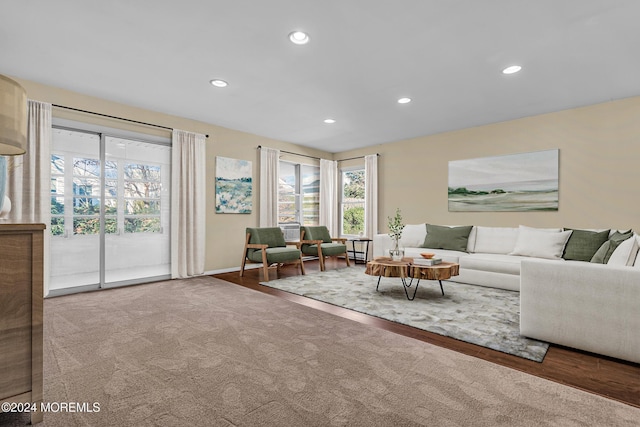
left=239, top=252, right=247, bottom=277
left=261, top=249, right=269, bottom=281
left=344, top=251, right=351, bottom=267
left=318, top=247, right=325, bottom=271
left=240, top=233, right=251, bottom=277
left=299, top=254, right=306, bottom=275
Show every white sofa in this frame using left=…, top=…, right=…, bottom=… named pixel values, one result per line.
left=374, top=224, right=559, bottom=291
left=373, top=224, right=640, bottom=291
left=521, top=259, right=640, bottom=364
left=373, top=224, right=640, bottom=363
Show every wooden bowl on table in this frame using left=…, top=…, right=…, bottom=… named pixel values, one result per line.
left=420, top=252, right=435, bottom=259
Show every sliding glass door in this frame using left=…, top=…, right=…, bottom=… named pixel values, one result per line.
left=50, top=129, right=101, bottom=289
left=49, top=127, right=171, bottom=293
left=103, top=136, right=171, bottom=285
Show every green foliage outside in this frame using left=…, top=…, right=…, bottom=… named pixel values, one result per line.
left=343, top=206, right=364, bottom=235
left=73, top=218, right=117, bottom=235
left=125, top=218, right=161, bottom=233
left=51, top=159, right=162, bottom=235
left=51, top=197, right=65, bottom=236
left=344, top=170, right=365, bottom=199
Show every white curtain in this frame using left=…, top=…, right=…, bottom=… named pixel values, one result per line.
left=365, top=154, right=378, bottom=238
left=259, top=146, right=280, bottom=227
left=320, top=159, right=338, bottom=236
left=171, top=129, right=206, bottom=279
left=7, top=100, right=51, bottom=223
left=7, top=100, right=52, bottom=296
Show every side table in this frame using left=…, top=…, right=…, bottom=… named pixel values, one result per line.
left=347, top=238, right=372, bottom=264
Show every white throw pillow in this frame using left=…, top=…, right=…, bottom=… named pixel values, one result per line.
left=400, top=224, right=426, bottom=248
left=509, top=226, right=572, bottom=259
left=608, top=234, right=640, bottom=266
left=473, top=226, right=519, bottom=254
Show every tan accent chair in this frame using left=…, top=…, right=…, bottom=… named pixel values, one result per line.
left=240, top=227, right=305, bottom=281
left=300, top=226, right=350, bottom=271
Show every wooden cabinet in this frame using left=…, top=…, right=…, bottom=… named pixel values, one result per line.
left=0, top=223, right=44, bottom=424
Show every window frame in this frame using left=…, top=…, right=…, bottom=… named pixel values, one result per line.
left=340, top=166, right=366, bottom=237
left=50, top=123, right=170, bottom=237
left=277, top=160, right=320, bottom=227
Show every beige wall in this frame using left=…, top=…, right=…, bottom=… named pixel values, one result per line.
left=14, top=77, right=332, bottom=272
left=336, top=96, right=640, bottom=234
left=13, top=76, right=640, bottom=271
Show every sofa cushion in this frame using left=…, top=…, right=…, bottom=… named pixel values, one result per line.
left=591, top=230, right=633, bottom=264
left=509, top=226, right=572, bottom=260
left=607, top=234, right=640, bottom=266
left=459, top=253, right=524, bottom=275
left=404, top=247, right=468, bottom=264
left=562, top=228, right=610, bottom=262
left=422, top=224, right=473, bottom=252
left=472, top=226, right=519, bottom=255
left=400, top=223, right=426, bottom=247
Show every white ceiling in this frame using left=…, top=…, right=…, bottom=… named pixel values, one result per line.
left=2, top=1, right=640, bottom=153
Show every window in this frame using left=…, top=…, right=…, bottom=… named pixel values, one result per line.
left=341, top=168, right=365, bottom=236
left=278, top=161, right=319, bottom=226
left=72, top=157, right=116, bottom=235
left=50, top=151, right=164, bottom=236
left=50, top=155, right=65, bottom=236
left=122, top=163, right=162, bottom=233
left=49, top=126, right=171, bottom=292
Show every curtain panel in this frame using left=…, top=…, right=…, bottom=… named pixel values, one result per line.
left=319, top=159, right=338, bottom=236
left=259, top=146, right=280, bottom=227
left=171, top=129, right=206, bottom=278
left=6, top=100, right=52, bottom=295
left=7, top=100, right=52, bottom=223
left=365, top=154, right=378, bottom=238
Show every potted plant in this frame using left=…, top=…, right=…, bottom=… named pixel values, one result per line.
left=388, top=208, right=405, bottom=261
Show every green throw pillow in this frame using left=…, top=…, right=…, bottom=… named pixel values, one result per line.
left=562, top=229, right=610, bottom=262
left=590, top=230, right=633, bottom=264
left=422, top=224, right=473, bottom=252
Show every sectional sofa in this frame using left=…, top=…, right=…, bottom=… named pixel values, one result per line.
left=372, top=224, right=640, bottom=364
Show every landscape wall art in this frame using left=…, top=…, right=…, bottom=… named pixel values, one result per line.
left=448, top=149, right=559, bottom=212
left=215, top=156, right=252, bottom=214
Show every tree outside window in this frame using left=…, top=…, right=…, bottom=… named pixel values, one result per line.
left=341, top=169, right=365, bottom=235
left=50, top=155, right=163, bottom=236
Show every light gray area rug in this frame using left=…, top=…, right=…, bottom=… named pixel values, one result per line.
left=2, top=276, right=638, bottom=426
left=261, top=266, right=549, bottom=362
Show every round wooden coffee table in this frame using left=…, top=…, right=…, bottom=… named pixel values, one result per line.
left=365, top=256, right=460, bottom=300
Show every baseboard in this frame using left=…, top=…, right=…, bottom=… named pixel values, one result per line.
left=205, top=256, right=324, bottom=276
left=204, top=264, right=262, bottom=276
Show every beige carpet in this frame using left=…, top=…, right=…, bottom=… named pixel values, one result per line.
left=2, top=276, right=639, bottom=426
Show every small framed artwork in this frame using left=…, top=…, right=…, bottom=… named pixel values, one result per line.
left=448, top=149, right=559, bottom=212
left=215, top=156, right=252, bottom=214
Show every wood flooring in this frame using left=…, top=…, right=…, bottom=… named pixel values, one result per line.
left=213, top=259, right=640, bottom=408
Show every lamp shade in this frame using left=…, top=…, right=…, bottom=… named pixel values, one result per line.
left=0, top=74, right=27, bottom=155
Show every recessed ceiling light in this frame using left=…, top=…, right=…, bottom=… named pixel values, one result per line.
left=397, top=97, right=412, bottom=104
left=323, top=118, right=336, bottom=124
left=210, top=79, right=228, bottom=87
left=502, top=65, right=522, bottom=75
left=289, top=31, right=310, bottom=45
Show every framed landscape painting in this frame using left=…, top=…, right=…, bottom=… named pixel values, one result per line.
left=448, top=149, right=559, bottom=212
left=215, top=156, right=252, bottom=214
